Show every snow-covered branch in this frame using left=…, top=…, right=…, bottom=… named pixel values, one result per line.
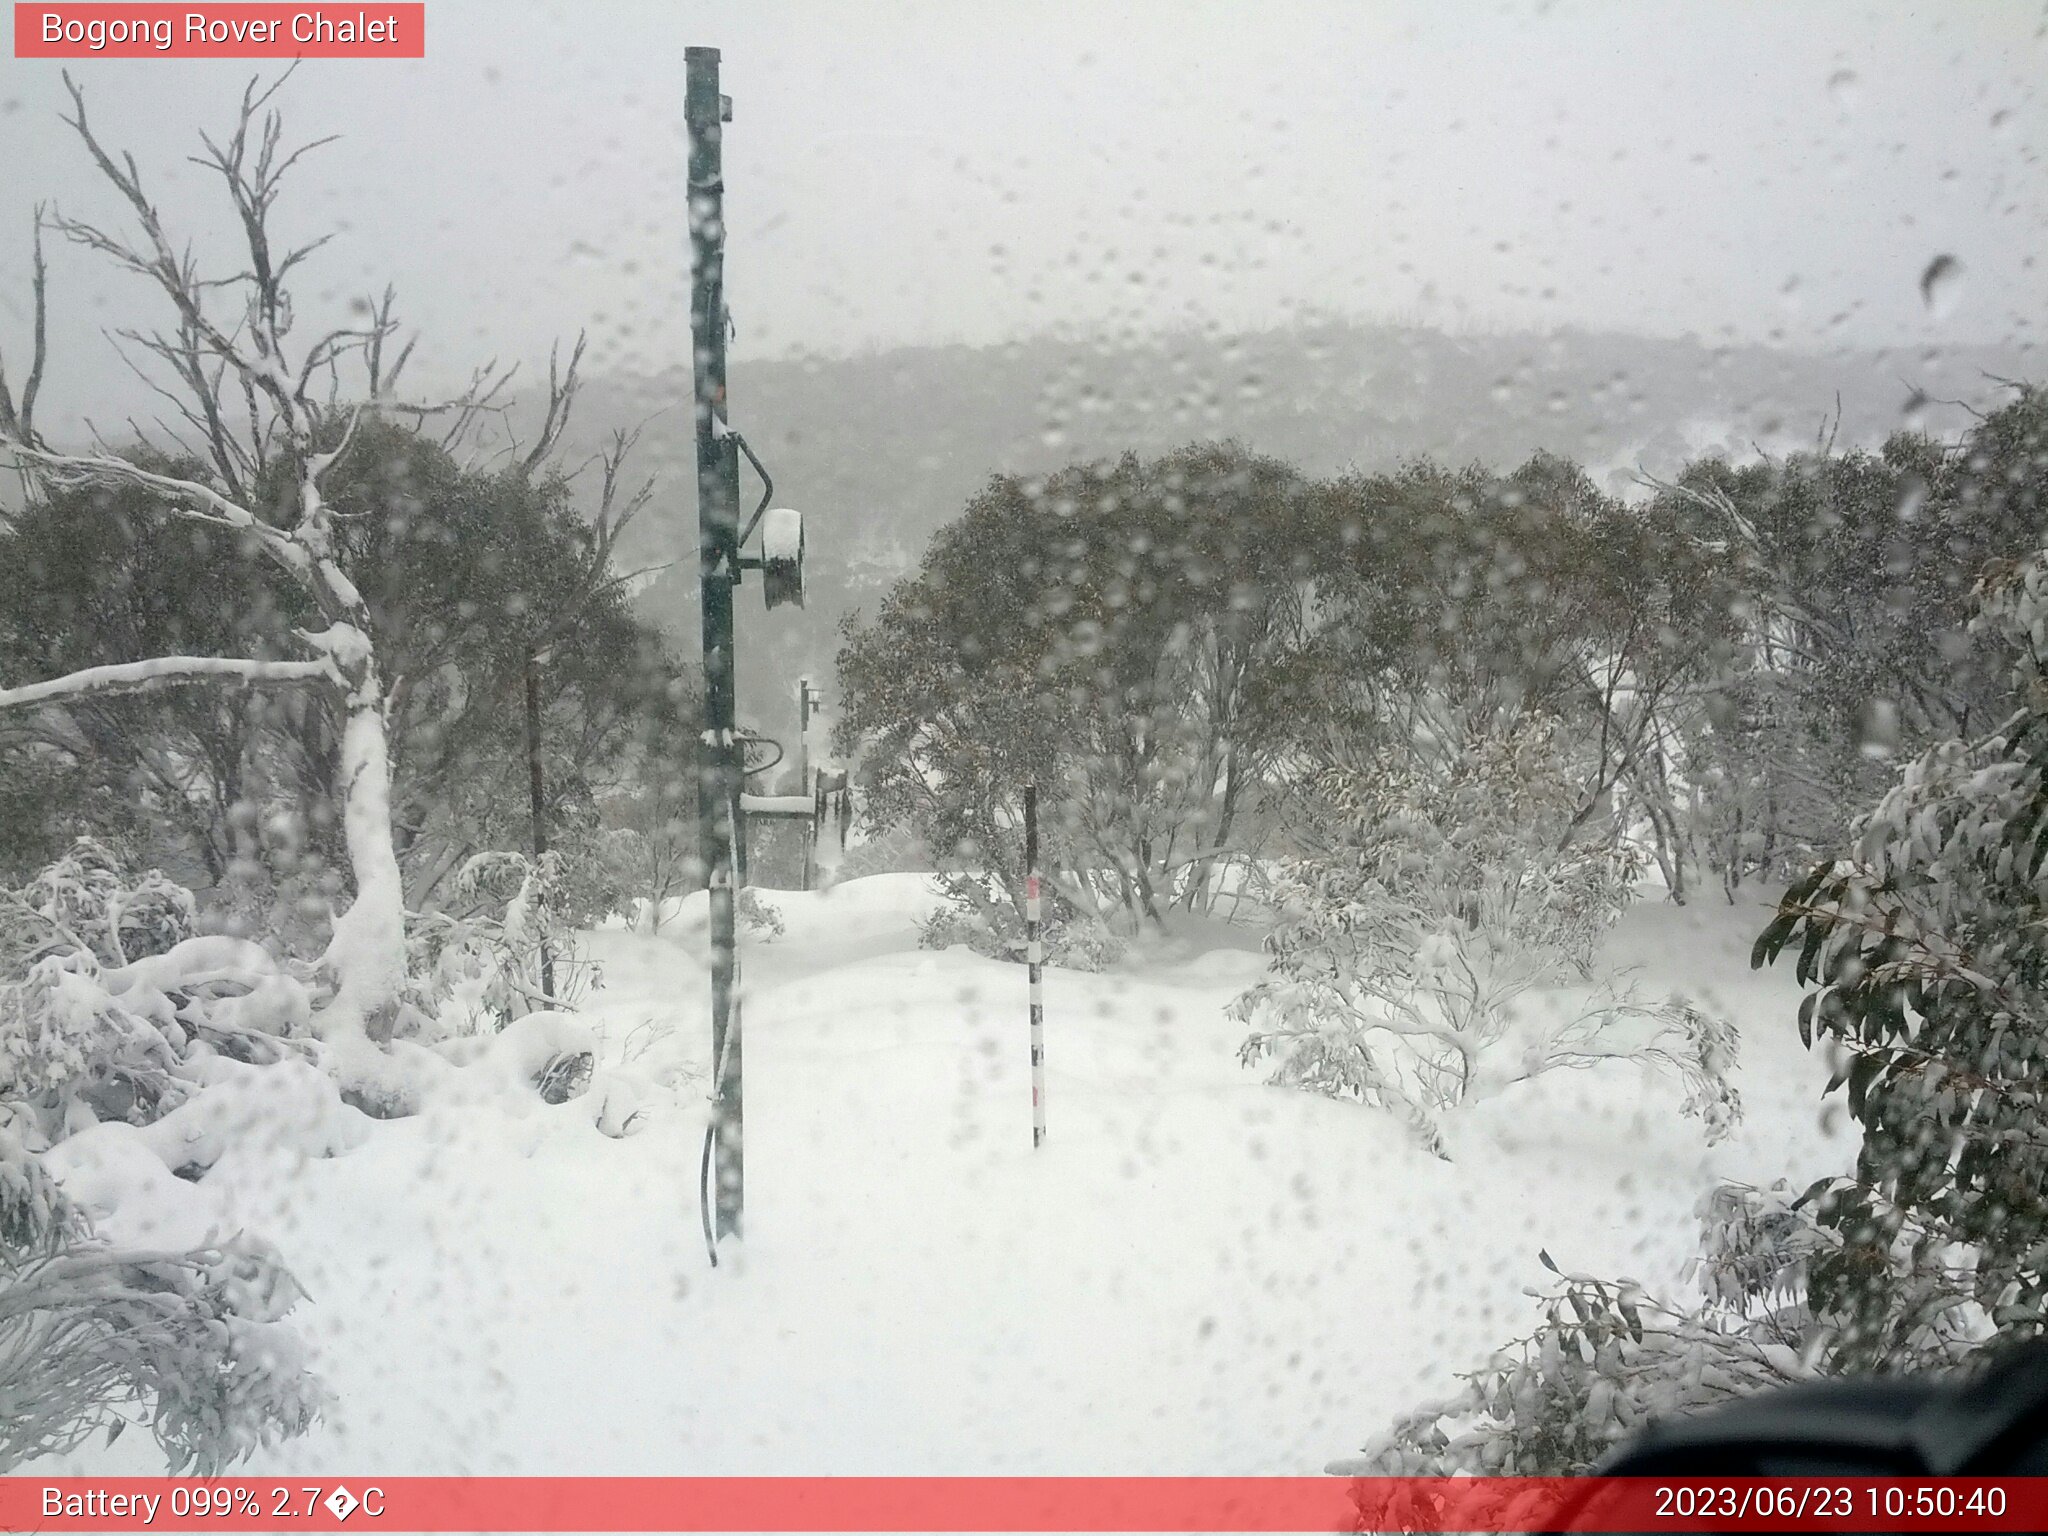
left=0, top=655, right=332, bottom=713
left=0, top=443, right=309, bottom=574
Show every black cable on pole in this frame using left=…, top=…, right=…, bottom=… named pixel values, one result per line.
left=699, top=1023, right=727, bottom=1268
left=698, top=1122, right=719, bottom=1268
left=1025, top=784, right=1046, bottom=1147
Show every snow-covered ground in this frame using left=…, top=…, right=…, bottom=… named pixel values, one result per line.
left=33, top=875, right=1847, bottom=1477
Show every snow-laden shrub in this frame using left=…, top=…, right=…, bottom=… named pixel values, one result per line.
left=1, top=950, right=188, bottom=1133
left=737, top=887, right=786, bottom=942
left=1342, top=1191, right=1821, bottom=1480
left=0, top=1122, right=73, bottom=1254
left=0, top=849, right=330, bottom=1472
left=2, top=851, right=318, bottom=1141
left=1, top=933, right=316, bottom=1142
left=4, top=838, right=195, bottom=969
left=0, top=1128, right=325, bottom=1474
left=406, top=850, right=601, bottom=1036
left=1234, top=721, right=1738, bottom=1151
left=917, top=879, right=1125, bottom=972
left=1690, top=1178, right=1837, bottom=1316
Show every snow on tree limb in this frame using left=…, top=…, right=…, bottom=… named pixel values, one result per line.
left=0, top=655, right=333, bottom=713
left=0, top=442, right=310, bottom=573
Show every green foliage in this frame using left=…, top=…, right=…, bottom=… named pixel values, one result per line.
left=0, top=451, right=285, bottom=886
left=315, top=422, right=691, bottom=899
left=1344, top=1238, right=1813, bottom=1479
left=1752, top=541, right=2048, bottom=1369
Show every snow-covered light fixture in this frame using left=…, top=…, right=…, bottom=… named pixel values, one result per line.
left=759, top=505, right=805, bottom=610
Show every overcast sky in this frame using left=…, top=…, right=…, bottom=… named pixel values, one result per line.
left=1, top=0, right=2043, bottom=433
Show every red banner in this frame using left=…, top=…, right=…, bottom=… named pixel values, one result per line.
left=12, top=5, right=425, bottom=58
left=2, top=1476, right=2045, bottom=1531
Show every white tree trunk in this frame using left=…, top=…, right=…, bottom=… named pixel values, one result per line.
left=319, top=637, right=407, bottom=1039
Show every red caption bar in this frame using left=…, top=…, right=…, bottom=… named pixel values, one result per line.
left=1, top=1477, right=2046, bottom=1532
left=13, top=4, right=424, bottom=58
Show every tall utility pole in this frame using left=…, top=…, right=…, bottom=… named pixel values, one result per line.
left=687, top=45, right=743, bottom=1243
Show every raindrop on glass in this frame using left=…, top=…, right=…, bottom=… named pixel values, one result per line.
left=1920, top=254, right=1965, bottom=320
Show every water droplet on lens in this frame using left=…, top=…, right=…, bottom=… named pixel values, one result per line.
left=1920, top=254, right=1964, bottom=319
left=1857, top=698, right=1901, bottom=758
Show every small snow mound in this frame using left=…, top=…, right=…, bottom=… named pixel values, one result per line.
left=40, top=1122, right=230, bottom=1249
left=142, top=1057, right=370, bottom=1173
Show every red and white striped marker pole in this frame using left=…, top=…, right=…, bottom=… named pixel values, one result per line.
left=1024, top=784, right=1046, bottom=1148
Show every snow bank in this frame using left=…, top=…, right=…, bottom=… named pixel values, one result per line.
left=26, top=887, right=1846, bottom=1480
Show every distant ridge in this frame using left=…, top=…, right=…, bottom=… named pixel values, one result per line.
left=533, top=319, right=2042, bottom=724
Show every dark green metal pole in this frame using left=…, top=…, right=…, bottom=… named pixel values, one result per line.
left=687, top=45, right=743, bottom=1243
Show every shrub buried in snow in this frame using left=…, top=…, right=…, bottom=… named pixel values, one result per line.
left=0, top=842, right=646, bottom=1473
left=0, top=849, right=328, bottom=1472
left=1359, top=476, right=2048, bottom=1476
left=1233, top=718, right=1740, bottom=1155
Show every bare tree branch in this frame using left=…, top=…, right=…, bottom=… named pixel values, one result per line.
left=588, top=419, right=654, bottom=551
left=517, top=331, right=586, bottom=474
left=0, top=206, right=50, bottom=458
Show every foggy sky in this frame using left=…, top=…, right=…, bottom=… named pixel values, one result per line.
left=1, top=0, right=2043, bottom=436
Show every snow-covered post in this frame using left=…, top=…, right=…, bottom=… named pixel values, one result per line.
left=1025, top=784, right=1046, bottom=1148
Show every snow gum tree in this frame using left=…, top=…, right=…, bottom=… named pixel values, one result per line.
left=1645, top=390, right=2048, bottom=892
left=0, top=73, right=550, bottom=1041
left=1268, top=455, right=1743, bottom=903
left=835, top=442, right=1311, bottom=938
